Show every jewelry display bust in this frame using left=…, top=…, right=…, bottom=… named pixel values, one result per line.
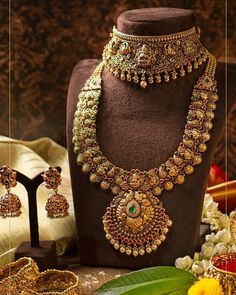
left=67, top=8, right=226, bottom=268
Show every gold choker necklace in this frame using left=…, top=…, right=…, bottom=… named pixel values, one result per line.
left=103, top=26, right=208, bottom=88
left=72, top=29, right=218, bottom=257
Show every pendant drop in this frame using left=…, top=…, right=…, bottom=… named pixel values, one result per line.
left=103, top=190, right=172, bottom=256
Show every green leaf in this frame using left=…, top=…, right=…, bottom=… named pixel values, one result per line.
left=97, top=266, right=196, bottom=295
left=121, top=277, right=194, bottom=295
left=169, top=286, right=190, bottom=295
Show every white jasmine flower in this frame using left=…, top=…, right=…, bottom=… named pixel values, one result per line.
left=201, top=242, right=215, bottom=258
left=202, top=194, right=218, bottom=217
left=175, top=255, right=193, bottom=270
left=229, top=244, right=236, bottom=253
left=205, top=233, right=216, bottom=243
left=215, top=229, right=231, bottom=244
left=201, top=259, right=210, bottom=271
left=192, top=261, right=204, bottom=275
left=193, top=252, right=200, bottom=261
left=214, top=242, right=228, bottom=255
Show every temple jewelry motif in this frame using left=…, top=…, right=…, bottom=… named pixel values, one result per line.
left=72, top=27, right=218, bottom=257
left=103, top=27, right=208, bottom=88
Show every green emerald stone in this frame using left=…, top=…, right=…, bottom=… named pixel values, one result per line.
left=205, top=79, right=209, bottom=83
left=191, top=96, right=197, bottom=101
left=129, top=205, right=136, bottom=214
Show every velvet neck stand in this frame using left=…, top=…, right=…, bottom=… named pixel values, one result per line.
left=66, top=8, right=225, bottom=268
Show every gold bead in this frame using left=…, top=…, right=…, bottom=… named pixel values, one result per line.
left=120, top=247, right=125, bottom=253
left=100, top=180, right=110, bottom=190
left=140, top=80, right=147, bottom=88
left=133, top=250, right=139, bottom=257
left=139, top=249, right=145, bottom=256
left=111, top=185, right=120, bottom=195
left=114, top=243, right=120, bottom=250
left=192, top=130, right=201, bottom=139
left=201, top=92, right=208, bottom=100
left=155, top=239, right=161, bottom=245
left=184, top=150, right=193, bottom=160
left=159, top=166, right=167, bottom=178
left=155, top=74, right=161, bottom=83
left=198, top=143, right=207, bottom=152
left=202, top=132, right=210, bottom=141
left=173, top=154, right=183, bottom=166
left=167, top=219, right=173, bottom=226
left=82, top=163, right=91, bottom=174
left=184, top=165, right=194, bottom=175
left=151, top=244, right=157, bottom=251
left=211, top=93, right=219, bottom=101
left=105, top=234, right=111, bottom=240
left=77, top=154, right=85, bottom=165
left=164, top=181, right=173, bottom=191
left=206, top=111, right=215, bottom=119
left=110, top=239, right=115, bottom=245
left=175, top=174, right=185, bottom=184
left=204, top=121, right=213, bottom=130
left=160, top=235, right=166, bottom=241
left=93, top=156, right=103, bottom=165
left=96, top=166, right=106, bottom=175
left=126, top=249, right=132, bottom=255
left=163, top=227, right=169, bottom=234
left=183, top=139, right=195, bottom=148
left=90, top=173, right=100, bottom=183
left=193, top=155, right=202, bottom=165
left=207, top=102, right=216, bottom=110
left=153, top=186, right=163, bottom=196
left=146, top=247, right=152, bottom=254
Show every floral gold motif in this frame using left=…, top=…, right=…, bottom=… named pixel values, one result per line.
left=163, top=44, right=176, bottom=56
left=73, top=28, right=218, bottom=256
left=103, top=26, right=208, bottom=87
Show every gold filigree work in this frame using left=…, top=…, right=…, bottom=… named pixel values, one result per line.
left=72, top=28, right=218, bottom=256
left=103, top=26, right=209, bottom=88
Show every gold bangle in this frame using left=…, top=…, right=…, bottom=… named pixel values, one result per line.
left=206, top=253, right=236, bottom=293
left=24, top=269, right=82, bottom=295
left=0, top=257, right=39, bottom=294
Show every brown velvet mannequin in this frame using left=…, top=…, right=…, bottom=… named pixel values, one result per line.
left=66, top=8, right=232, bottom=268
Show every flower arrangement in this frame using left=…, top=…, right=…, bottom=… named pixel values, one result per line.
left=175, top=194, right=235, bottom=278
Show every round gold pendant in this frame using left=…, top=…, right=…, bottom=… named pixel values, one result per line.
left=103, top=190, right=172, bottom=256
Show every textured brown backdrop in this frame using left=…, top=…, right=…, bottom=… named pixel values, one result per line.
left=0, top=0, right=235, bottom=178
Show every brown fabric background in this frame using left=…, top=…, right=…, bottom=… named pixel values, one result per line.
left=0, top=0, right=235, bottom=177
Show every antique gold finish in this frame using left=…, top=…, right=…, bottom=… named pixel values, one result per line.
left=22, top=269, right=82, bottom=295
left=72, top=27, right=218, bottom=256
left=0, top=257, right=39, bottom=294
left=103, top=27, right=209, bottom=88
left=0, top=165, right=21, bottom=217
left=42, top=167, right=69, bottom=218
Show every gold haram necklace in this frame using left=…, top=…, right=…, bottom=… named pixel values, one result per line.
left=72, top=27, right=218, bottom=257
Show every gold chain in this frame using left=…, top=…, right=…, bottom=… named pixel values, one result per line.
left=73, top=30, right=218, bottom=256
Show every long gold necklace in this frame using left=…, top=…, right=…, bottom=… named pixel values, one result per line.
left=72, top=28, right=218, bottom=257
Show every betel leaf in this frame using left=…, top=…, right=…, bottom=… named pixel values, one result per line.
left=97, top=266, right=196, bottom=295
